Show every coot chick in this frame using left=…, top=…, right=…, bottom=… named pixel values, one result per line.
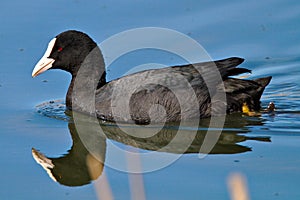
left=32, top=30, right=271, bottom=124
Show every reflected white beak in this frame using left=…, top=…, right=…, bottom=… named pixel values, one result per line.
left=32, top=148, right=57, bottom=182
left=32, top=38, right=57, bottom=77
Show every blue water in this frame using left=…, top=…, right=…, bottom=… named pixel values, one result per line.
left=1, top=0, right=300, bottom=199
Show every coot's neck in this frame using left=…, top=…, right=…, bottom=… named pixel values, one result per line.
left=66, top=46, right=106, bottom=112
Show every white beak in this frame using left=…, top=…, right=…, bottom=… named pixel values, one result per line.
left=32, top=38, right=57, bottom=77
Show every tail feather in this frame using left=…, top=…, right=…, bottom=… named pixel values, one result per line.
left=226, top=67, right=251, bottom=77
left=252, top=76, right=272, bottom=110
left=214, top=57, right=251, bottom=78
left=254, top=76, right=272, bottom=88
left=225, top=76, right=272, bottom=112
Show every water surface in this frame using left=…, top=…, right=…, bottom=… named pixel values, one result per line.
left=1, top=0, right=300, bottom=199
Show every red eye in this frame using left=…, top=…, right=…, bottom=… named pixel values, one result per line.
left=58, top=47, right=63, bottom=52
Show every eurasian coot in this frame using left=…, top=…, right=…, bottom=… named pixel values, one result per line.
left=32, top=30, right=271, bottom=124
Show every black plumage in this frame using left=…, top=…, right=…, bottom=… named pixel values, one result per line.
left=32, top=30, right=271, bottom=124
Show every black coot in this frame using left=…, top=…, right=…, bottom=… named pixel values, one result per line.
left=32, top=30, right=271, bottom=124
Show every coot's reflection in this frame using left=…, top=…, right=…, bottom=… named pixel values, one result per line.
left=32, top=113, right=270, bottom=186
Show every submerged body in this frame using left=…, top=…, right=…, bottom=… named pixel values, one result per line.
left=32, top=30, right=271, bottom=124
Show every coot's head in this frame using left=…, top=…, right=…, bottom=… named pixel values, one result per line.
left=32, top=30, right=98, bottom=77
